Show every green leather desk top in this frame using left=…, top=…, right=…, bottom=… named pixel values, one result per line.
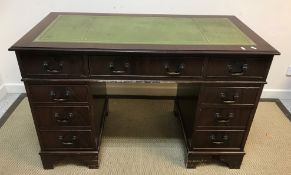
left=34, top=15, right=255, bottom=46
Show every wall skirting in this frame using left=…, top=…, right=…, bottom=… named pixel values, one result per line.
left=5, top=83, right=25, bottom=93
left=261, top=89, right=291, bottom=99
left=0, top=84, right=7, bottom=100
left=2, top=83, right=291, bottom=99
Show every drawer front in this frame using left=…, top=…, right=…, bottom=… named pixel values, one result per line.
left=39, top=131, right=95, bottom=150
left=19, top=53, right=88, bottom=78
left=200, top=87, right=261, bottom=105
left=192, top=131, right=244, bottom=150
left=89, top=55, right=204, bottom=78
left=196, top=107, right=253, bottom=128
left=33, top=106, right=90, bottom=129
left=206, top=56, right=271, bottom=80
left=28, top=85, right=88, bottom=103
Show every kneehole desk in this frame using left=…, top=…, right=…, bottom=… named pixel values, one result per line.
left=9, top=12, right=279, bottom=169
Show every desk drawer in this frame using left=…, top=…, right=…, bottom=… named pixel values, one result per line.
left=40, top=131, right=95, bottom=150
left=89, top=55, right=204, bottom=78
left=19, top=53, right=88, bottom=78
left=196, top=107, right=253, bottom=128
left=200, top=87, right=261, bottom=105
left=206, top=56, right=271, bottom=80
left=192, top=131, right=244, bottom=150
left=33, top=106, right=90, bottom=129
left=28, top=85, right=88, bottom=103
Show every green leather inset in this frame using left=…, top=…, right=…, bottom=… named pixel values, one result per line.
left=34, top=15, right=255, bottom=45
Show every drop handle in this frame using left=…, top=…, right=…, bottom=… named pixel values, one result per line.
left=219, top=92, right=239, bottom=104
left=54, top=112, right=74, bottom=124
left=49, top=89, right=71, bottom=102
left=210, top=135, right=229, bottom=145
left=109, top=62, right=130, bottom=74
left=227, top=63, right=248, bottom=76
left=43, top=60, right=63, bottom=73
left=58, top=135, right=77, bottom=145
left=164, top=63, right=185, bottom=76
left=215, top=112, right=234, bottom=123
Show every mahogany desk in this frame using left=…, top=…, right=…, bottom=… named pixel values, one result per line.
left=9, top=12, right=279, bottom=169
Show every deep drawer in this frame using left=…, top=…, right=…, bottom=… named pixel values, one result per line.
left=28, top=85, right=88, bottom=103
left=196, top=107, right=253, bottom=128
left=33, top=106, right=91, bottom=129
left=206, top=56, right=272, bottom=80
left=89, top=55, right=204, bottom=78
left=192, top=130, right=244, bottom=150
left=200, top=87, right=261, bottom=105
left=39, top=131, right=96, bottom=150
left=19, top=53, right=88, bottom=78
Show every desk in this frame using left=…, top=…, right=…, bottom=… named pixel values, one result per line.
left=9, top=12, right=279, bottom=169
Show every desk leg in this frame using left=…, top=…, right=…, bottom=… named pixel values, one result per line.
left=40, top=155, right=54, bottom=169
left=185, top=153, right=244, bottom=169
left=39, top=152, right=100, bottom=169
left=219, top=154, right=244, bottom=169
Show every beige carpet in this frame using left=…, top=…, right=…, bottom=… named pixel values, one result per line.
left=0, top=98, right=290, bottom=175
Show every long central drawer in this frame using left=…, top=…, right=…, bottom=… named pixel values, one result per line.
left=89, top=55, right=204, bottom=78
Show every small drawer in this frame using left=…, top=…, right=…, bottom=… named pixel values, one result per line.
left=192, top=131, right=244, bottom=150
left=39, top=131, right=96, bottom=150
left=19, top=53, right=88, bottom=78
left=206, top=56, right=271, bottom=80
left=28, top=85, right=88, bottom=103
left=196, top=107, right=253, bottom=128
left=200, top=87, right=261, bottom=105
left=89, top=55, right=204, bottom=78
left=33, top=106, right=90, bottom=129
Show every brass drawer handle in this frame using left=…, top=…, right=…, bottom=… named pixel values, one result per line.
left=58, top=135, right=77, bottom=145
left=49, top=89, right=71, bottom=102
left=164, top=63, right=185, bottom=76
left=220, top=92, right=239, bottom=104
left=227, top=63, right=248, bottom=76
left=54, top=112, right=74, bottom=124
left=43, top=60, right=63, bottom=73
left=109, top=62, right=130, bottom=74
left=215, top=112, right=234, bottom=123
left=210, top=134, right=228, bottom=145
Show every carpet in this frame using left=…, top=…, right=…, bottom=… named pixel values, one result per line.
left=0, top=98, right=290, bottom=175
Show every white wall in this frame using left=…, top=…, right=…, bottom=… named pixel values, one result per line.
left=0, top=0, right=291, bottom=98
left=0, top=75, right=3, bottom=87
